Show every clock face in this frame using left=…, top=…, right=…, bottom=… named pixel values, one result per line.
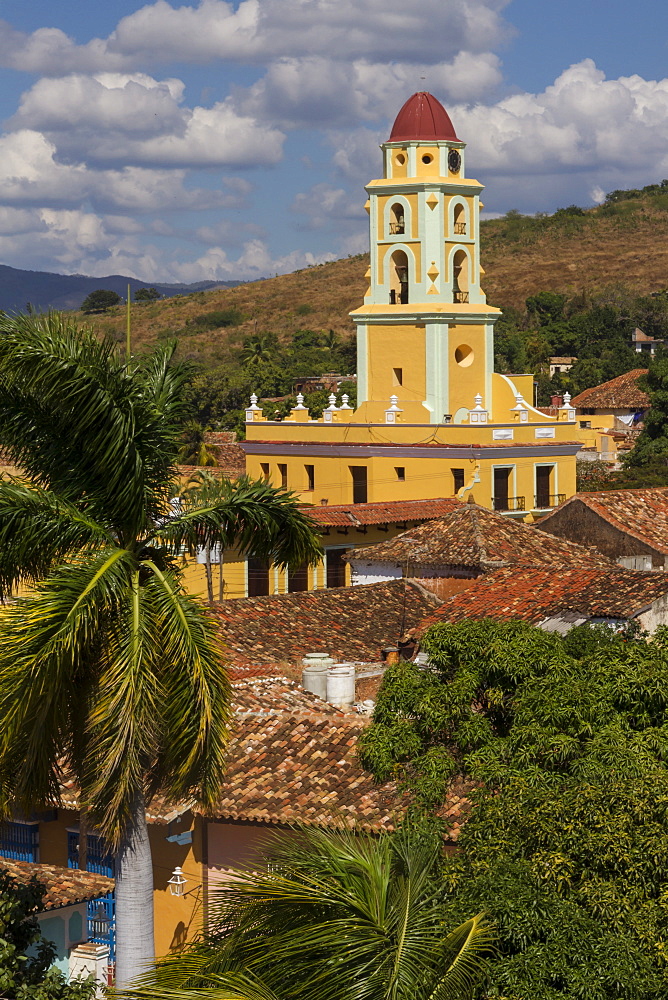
left=448, top=149, right=461, bottom=173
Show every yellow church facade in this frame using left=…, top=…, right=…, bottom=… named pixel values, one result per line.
left=243, top=92, right=579, bottom=523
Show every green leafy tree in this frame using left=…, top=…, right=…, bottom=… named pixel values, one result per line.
left=118, top=825, right=493, bottom=1000
left=625, top=358, right=668, bottom=468
left=0, top=868, right=96, bottom=1000
left=134, top=288, right=160, bottom=303
left=80, top=289, right=122, bottom=314
left=360, top=620, right=668, bottom=999
left=0, top=313, right=322, bottom=986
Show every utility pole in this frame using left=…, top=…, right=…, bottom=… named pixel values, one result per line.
left=126, top=283, right=131, bottom=362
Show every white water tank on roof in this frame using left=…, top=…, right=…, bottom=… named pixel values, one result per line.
left=302, top=653, right=335, bottom=700
left=327, top=663, right=356, bottom=709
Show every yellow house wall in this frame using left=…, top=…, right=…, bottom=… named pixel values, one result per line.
left=365, top=324, right=427, bottom=403
left=35, top=809, right=203, bottom=960
left=447, top=323, right=489, bottom=415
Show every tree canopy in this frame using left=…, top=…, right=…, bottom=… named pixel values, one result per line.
left=80, top=289, right=122, bottom=313
left=360, top=620, right=668, bottom=999
left=134, top=288, right=160, bottom=303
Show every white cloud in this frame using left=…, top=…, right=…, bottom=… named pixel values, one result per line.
left=235, top=52, right=502, bottom=128
left=291, top=183, right=363, bottom=230
left=0, top=130, right=241, bottom=213
left=160, top=240, right=336, bottom=284
left=0, top=0, right=513, bottom=76
left=12, top=73, right=186, bottom=136
left=455, top=60, right=668, bottom=177
left=10, top=73, right=285, bottom=169
left=109, top=0, right=512, bottom=67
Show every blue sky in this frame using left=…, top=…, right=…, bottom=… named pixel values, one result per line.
left=0, top=0, right=666, bottom=282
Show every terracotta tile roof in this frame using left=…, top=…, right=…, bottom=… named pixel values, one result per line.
left=56, top=678, right=469, bottom=838
left=208, top=714, right=471, bottom=838
left=345, top=503, right=615, bottom=571
left=570, top=369, right=649, bottom=409
left=538, top=487, right=668, bottom=556
left=413, top=566, right=668, bottom=635
left=231, top=676, right=344, bottom=718
left=0, top=859, right=113, bottom=910
left=212, top=580, right=441, bottom=667
left=303, top=498, right=461, bottom=527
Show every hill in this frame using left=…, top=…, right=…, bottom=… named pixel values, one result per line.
left=75, top=184, right=668, bottom=366
left=0, top=263, right=240, bottom=314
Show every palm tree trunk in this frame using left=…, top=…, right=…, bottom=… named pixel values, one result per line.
left=114, top=790, right=155, bottom=987
left=204, top=540, right=214, bottom=603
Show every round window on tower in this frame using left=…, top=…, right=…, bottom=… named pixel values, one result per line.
left=395, top=153, right=406, bottom=165
left=421, top=154, right=433, bottom=164
left=455, top=345, right=474, bottom=367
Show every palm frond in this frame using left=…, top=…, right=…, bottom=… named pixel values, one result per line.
left=0, top=314, right=184, bottom=536
left=426, top=914, right=496, bottom=1000
left=0, top=547, right=135, bottom=818
left=156, top=476, right=322, bottom=569
left=196, top=826, right=492, bottom=1000
left=117, top=972, right=281, bottom=1000
left=0, top=478, right=112, bottom=595
left=141, top=564, right=230, bottom=809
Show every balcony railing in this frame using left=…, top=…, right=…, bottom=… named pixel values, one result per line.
left=534, top=493, right=566, bottom=510
left=389, top=222, right=405, bottom=235
left=454, top=290, right=469, bottom=303
left=492, top=496, right=526, bottom=512
left=454, top=223, right=467, bottom=235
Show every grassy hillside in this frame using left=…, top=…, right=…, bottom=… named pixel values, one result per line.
left=81, top=185, right=668, bottom=366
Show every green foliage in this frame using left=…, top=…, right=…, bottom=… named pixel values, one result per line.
left=360, top=620, right=668, bottom=999
left=184, top=328, right=357, bottom=435
left=189, top=309, right=244, bottom=331
left=80, top=289, right=122, bottom=314
left=625, top=359, right=668, bottom=468
left=119, top=825, right=493, bottom=1000
left=134, top=288, right=160, bottom=303
left=493, top=288, right=661, bottom=403
left=0, top=868, right=96, bottom=1000
left=177, top=422, right=217, bottom=467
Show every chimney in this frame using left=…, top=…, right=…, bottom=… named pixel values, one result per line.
left=551, top=395, right=563, bottom=407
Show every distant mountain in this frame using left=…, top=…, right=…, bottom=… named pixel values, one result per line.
left=0, top=263, right=243, bottom=314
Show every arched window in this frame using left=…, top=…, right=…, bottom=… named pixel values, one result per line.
left=389, top=203, right=405, bottom=236
left=389, top=249, right=409, bottom=305
left=452, top=249, right=469, bottom=304
left=453, top=203, right=466, bottom=236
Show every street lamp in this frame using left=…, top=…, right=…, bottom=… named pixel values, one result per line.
left=167, top=866, right=188, bottom=897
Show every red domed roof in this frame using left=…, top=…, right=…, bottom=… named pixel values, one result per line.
left=389, top=92, right=459, bottom=143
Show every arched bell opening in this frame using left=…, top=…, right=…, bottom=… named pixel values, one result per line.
left=389, top=249, right=409, bottom=305
left=452, top=249, right=469, bottom=304
left=389, top=203, right=405, bottom=236
left=453, top=203, right=467, bottom=236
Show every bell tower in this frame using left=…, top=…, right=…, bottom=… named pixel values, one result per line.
left=351, top=92, right=501, bottom=424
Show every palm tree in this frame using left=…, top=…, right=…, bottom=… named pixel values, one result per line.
left=241, top=335, right=272, bottom=367
left=119, top=825, right=494, bottom=1000
left=177, top=421, right=217, bottom=467
left=0, top=313, right=322, bottom=987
